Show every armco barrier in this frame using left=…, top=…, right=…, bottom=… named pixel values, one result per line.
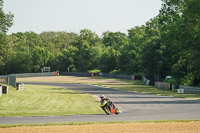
left=0, top=75, right=16, bottom=87
left=155, top=82, right=174, bottom=90
left=16, top=72, right=55, bottom=78
left=155, top=82, right=170, bottom=90
left=61, top=72, right=143, bottom=80
left=0, top=72, right=56, bottom=88
left=179, top=85, right=200, bottom=94
left=100, top=73, right=132, bottom=80
left=61, top=72, right=91, bottom=77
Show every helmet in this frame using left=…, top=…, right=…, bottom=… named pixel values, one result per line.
left=100, top=95, right=105, bottom=99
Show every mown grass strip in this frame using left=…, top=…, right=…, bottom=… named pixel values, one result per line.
left=0, top=119, right=200, bottom=128
left=0, top=85, right=103, bottom=117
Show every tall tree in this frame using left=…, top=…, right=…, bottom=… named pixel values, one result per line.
left=0, top=0, right=13, bottom=68
left=119, top=26, right=146, bottom=74
left=101, top=31, right=128, bottom=73
left=74, top=29, right=102, bottom=72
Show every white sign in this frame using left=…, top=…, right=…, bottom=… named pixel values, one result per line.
left=178, top=89, right=184, bottom=93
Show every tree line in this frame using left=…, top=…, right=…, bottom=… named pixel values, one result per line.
left=0, top=0, right=200, bottom=87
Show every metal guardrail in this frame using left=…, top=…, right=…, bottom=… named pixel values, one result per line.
left=155, top=82, right=173, bottom=90
left=179, top=85, right=200, bottom=94
left=61, top=72, right=134, bottom=80
left=0, top=75, right=16, bottom=87
left=61, top=72, right=92, bottom=77
left=61, top=72, right=144, bottom=81
left=16, top=72, right=55, bottom=78
left=0, top=72, right=56, bottom=88
left=99, top=73, right=133, bottom=80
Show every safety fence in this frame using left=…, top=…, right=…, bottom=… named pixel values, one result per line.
left=155, top=82, right=174, bottom=90
left=179, top=85, right=200, bottom=94
left=16, top=72, right=55, bottom=78
left=61, top=72, right=91, bottom=77
left=61, top=72, right=144, bottom=80
left=0, top=72, right=56, bottom=88
left=0, top=75, right=16, bottom=87
left=99, top=73, right=133, bottom=80
left=0, top=76, right=8, bottom=84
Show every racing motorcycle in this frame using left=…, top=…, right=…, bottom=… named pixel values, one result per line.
left=100, top=100, right=120, bottom=115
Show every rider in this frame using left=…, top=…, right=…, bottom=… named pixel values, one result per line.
left=100, top=95, right=116, bottom=110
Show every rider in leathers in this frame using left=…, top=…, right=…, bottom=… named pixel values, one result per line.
left=100, top=95, right=116, bottom=110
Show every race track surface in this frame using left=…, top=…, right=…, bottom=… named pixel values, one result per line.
left=1, top=82, right=200, bottom=124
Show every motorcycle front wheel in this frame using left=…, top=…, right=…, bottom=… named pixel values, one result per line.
left=103, top=106, right=111, bottom=115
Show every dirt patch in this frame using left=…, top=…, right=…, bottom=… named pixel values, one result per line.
left=17, top=76, right=130, bottom=85
left=1, top=122, right=200, bottom=133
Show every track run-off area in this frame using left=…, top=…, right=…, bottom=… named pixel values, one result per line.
left=0, top=75, right=200, bottom=125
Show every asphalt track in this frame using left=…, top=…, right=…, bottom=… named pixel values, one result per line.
left=1, top=82, right=200, bottom=124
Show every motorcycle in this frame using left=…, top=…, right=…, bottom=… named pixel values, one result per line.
left=100, top=99, right=120, bottom=115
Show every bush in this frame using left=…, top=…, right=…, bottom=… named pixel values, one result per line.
left=88, top=69, right=100, bottom=73
left=164, top=77, right=180, bottom=89
left=181, top=73, right=194, bottom=86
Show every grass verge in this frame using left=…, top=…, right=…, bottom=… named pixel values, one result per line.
left=0, top=84, right=103, bottom=117
left=0, top=119, right=200, bottom=128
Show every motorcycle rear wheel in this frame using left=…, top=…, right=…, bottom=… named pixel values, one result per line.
left=115, top=108, right=120, bottom=114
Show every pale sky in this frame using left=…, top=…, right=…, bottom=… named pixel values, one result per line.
left=3, top=0, right=162, bottom=35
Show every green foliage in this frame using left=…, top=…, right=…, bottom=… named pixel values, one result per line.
left=88, top=69, right=100, bottom=73
left=0, top=0, right=13, bottom=68
left=110, top=69, right=119, bottom=74
left=99, top=46, right=120, bottom=73
left=0, top=0, right=14, bottom=34
left=164, top=77, right=180, bottom=88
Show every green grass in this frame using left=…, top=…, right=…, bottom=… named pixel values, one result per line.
left=0, top=119, right=199, bottom=128
left=0, top=85, right=103, bottom=117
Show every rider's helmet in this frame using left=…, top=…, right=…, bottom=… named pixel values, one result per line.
left=100, top=95, right=105, bottom=100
